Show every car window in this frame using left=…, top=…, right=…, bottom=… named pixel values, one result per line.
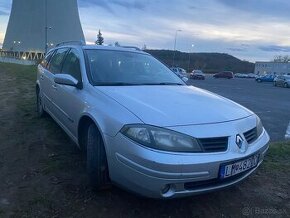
left=61, top=49, right=82, bottom=81
left=41, top=50, right=54, bottom=69
left=48, top=48, right=69, bottom=74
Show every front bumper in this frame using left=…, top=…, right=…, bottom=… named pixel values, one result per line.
left=104, top=118, right=270, bottom=198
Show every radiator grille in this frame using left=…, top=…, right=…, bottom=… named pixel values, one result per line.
left=243, top=128, right=258, bottom=144
left=198, top=137, right=228, bottom=152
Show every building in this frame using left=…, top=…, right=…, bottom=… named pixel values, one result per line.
left=254, top=61, right=290, bottom=76
left=1, top=0, right=85, bottom=60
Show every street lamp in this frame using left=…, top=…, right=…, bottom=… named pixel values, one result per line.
left=44, top=0, right=52, bottom=53
left=172, top=29, right=182, bottom=66
left=188, top=44, right=195, bottom=72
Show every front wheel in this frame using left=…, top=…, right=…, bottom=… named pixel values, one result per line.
left=284, top=82, right=289, bottom=88
left=273, top=81, right=277, bottom=86
left=86, top=124, right=110, bottom=189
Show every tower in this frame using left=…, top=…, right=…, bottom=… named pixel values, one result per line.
left=2, top=0, right=85, bottom=55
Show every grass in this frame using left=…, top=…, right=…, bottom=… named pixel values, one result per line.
left=263, top=141, right=290, bottom=171
left=0, top=62, right=36, bottom=80
left=0, top=62, right=289, bottom=173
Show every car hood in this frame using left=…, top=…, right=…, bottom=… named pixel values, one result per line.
left=96, top=85, right=253, bottom=127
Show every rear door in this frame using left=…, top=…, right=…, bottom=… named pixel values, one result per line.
left=45, top=48, right=69, bottom=115
left=38, top=50, right=54, bottom=107
left=52, top=49, right=84, bottom=136
left=277, top=76, right=283, bottom=86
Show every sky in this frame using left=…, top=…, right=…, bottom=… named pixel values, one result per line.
left=1, top=0, right=290, bottom=62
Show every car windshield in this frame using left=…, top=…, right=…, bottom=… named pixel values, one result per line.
left=85, top=49, right=184, bottom=86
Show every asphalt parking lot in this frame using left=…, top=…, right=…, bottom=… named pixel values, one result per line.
left=0, top=64, right=289, bottom=218
left=188, top=76, right=290, bottom=142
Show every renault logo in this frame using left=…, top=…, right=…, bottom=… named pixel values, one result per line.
left=236, top=134, right=247, bottom=152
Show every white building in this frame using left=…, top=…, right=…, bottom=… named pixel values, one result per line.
left=254, top=62, right=290, bottom=76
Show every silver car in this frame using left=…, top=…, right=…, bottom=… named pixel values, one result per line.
left=36, top=43, right=270, bottom=199
left=274, top=75, right=290, bottom=88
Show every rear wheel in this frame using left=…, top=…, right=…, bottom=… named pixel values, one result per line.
left=273, top=81, right=277, bottom=86
left=257, top=79, right=262, bottom=83
left=86, top=124, right=110, bottom=189
left=36, top=89, right=46, bottom=117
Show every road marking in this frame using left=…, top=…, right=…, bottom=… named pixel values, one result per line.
left=285, top=121, right=290, bottom=140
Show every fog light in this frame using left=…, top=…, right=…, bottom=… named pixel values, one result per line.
left=161, top=184, right=170, bottom=195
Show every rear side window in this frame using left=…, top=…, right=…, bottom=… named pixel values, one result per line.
left=61, top=49, right=82, bottom=81
left=40, top=51, right=54, bottom=69
left=48, top=48, right=68, bottom=74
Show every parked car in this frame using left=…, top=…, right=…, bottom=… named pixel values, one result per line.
left=213, top=71, right=234, bottom=79
left=36, top=43, right=269, bottom=199
left=190, top=70, right=205, bottom=80
left=170, top=67, right=188, bottom=79
left=247, top=73, right=258, bottom=79
left=255, top=74, right=276, bottom=83
left=273, top=75, right=290, bottom=88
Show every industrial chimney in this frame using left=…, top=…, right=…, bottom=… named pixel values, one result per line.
left=2, top=0, right=85, bottom=57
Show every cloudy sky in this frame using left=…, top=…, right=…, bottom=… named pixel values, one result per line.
left=1, top=0, right=290, bottom=62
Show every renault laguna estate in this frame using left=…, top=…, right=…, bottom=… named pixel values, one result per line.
left=36, top=42, right=270, bottom=198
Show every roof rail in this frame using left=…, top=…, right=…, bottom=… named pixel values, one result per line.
left=119, top=46, right=141, bottom=51
left=56, top=40, right=86, bottom=47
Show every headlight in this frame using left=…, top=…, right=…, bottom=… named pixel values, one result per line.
left=256, top=116, right=264, bottom=137
left=121, top=124, right=202, bottom=152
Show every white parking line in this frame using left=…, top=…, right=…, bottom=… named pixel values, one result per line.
left=285, top=121, right=290, bottom=140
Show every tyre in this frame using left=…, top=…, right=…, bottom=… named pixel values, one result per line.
left=273, top=81, right=277, bottom=86
left=257, top=79, right=262, bottom=83
left=86, top=124, right=110, bottom=189
left=36, top=89, right=46, bottom=117
left=284, top=82, right=289, bottom=88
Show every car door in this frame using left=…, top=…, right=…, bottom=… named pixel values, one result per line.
left=277, top=76, right=283, bottom=86
left=38, top=50, right=54, bottom=109
left=52, top=48, right=84, bottom=137
left=45, top=48, right=69, bottom=116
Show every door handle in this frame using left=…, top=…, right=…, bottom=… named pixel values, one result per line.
left=52, top=84, right=58, bottom=90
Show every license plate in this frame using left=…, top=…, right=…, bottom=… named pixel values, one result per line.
left=220, top=154, right=260, bottom=179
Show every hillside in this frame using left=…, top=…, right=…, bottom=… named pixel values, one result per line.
left=146, top=50, right=254, bottom=74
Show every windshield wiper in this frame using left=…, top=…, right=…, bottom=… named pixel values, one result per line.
left=141, top=82, right=184, bottom=86
left=95, top=82, right=138, bottom=86
left=95, top=82, right=184, bottom=86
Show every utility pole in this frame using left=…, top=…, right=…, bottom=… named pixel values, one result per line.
left=172, top=29, right=182, bottom=66
left=45, top=0, right=47, bottom=54
left=188, top=44, right=194, bottom=72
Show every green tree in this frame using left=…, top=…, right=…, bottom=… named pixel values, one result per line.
left=95, top=30, right=104, bottom=45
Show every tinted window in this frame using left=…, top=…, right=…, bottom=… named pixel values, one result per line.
left=61, top=49, right=82, bottom=81
left=48, top=48, right=68, bottom=74
left=41, top=51, right=54, bottom=69
left=86, top=50, right=183, bottom=86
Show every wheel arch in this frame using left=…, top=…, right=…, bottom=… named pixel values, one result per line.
left=77, top=114, right=106, bottom=152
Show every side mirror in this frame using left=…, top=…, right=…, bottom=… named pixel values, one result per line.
left=54, top=74, right=82, bottom=89
left=182, top=77, right=189, bottom=82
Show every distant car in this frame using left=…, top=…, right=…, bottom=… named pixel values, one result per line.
left=273, top=75, right=290, bottom=88
left=190, top=70, right=205, bottom=80
left=213, top=71, right=234, bottom=79
left=170, top=67, right=188, bottom=79
left=256, top=74, right=276, bottom=83
left=234, top=73, right=243, bottom=78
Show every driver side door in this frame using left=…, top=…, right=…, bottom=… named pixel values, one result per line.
left=52, top=49, right=85, bottom=137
